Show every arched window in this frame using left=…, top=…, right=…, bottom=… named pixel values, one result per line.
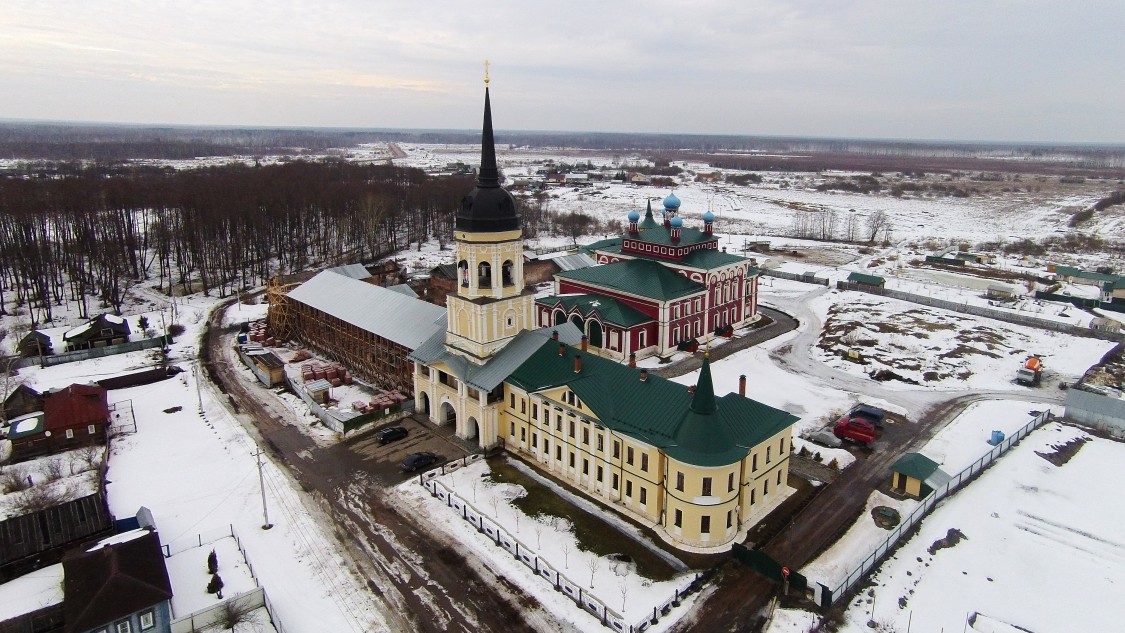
left=501, top=260, right=515, bottom=287
left=554, top=310, right=567, bottom=326
left=588, top=320, right=603, bottom=348
left=478, top=261, right=491, bottom=288
left=458, top=260, right=469, bottom=287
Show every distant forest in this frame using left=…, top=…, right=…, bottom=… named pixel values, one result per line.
left=0, top=161, right=472, bottom=325
left=3, top=122, right=1125, bottom=172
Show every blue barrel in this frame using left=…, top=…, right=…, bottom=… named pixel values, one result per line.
left=237, top=333, right=249, bottom=344
left=989, top=430, right=1005, bottom=445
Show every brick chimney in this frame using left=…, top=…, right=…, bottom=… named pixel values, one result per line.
left=739, top=374, right=746, bottom=396
left=628, top=352, right=636, bottom=368
left=688, top=385, right=696, bottom=394
left=574, top=354, right=582, bottom=373
left=552, top=330, right=559, bottom=341
left=581, top=335, right=588, bottom=352
left=558, top=343, right=566, bottom=356
left=639, top=369, right=649, bottom=382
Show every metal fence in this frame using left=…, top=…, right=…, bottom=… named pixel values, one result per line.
left=761, top=269, right=830, bottom=286
left=815, top=409, right=1053, bottom=608
left=418, top=457, right=695, bottom=632
left=836, top=281, right=1125, bottom=342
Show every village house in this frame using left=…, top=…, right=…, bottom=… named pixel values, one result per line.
left=62, top=529, right=174, bottom=633
left=8, top=384, right=110, bottom=463
left=62, top=315, right=131, bottom=352
left=17, top=331, right=53, bottom=357
left=410, top=86, right=799, bottom=551
left=0, top=493, right=114, bottom=582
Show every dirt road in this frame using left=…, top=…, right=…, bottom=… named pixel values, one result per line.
left=203, top=310, right=558, bottom=633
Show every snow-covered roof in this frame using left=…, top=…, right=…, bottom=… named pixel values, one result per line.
left=64, top=321, right=93, bottom=339
left=103, top=314, right=125, bottom=324
left=286, top=271, right=446, bottom=350
left=0, top=563, right=64, bottom=621
left=552, top=253, right=598, bottom=272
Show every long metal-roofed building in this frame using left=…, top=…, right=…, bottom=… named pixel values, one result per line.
left=269, top=270, right=446, bottom=394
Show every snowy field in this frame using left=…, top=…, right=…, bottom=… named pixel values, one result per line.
left=836, top=422, right=1124, bottom=633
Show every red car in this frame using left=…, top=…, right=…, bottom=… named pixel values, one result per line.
left=833, top=416, right=878, bottom=447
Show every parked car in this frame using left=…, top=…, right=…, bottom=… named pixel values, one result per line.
left=401, top=451, right=438, bottom=472
left=848, top=404, right=886, bottom=428
left=374, top=426, right=408, bottom=444
left=833, top=416, right=878, bottom=447
left=806, top=430, right=843, bottom=449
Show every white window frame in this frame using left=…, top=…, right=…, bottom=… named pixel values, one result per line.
left=139, top=610, right=155, bottom=630
left=116, top=621, right=132, bottom=633
left=65, top=428, right=74, bottom=439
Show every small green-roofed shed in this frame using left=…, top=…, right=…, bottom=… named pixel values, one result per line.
left=890, top=452, right=951, bottom=499
left=847, top=272, right=886, bottom=288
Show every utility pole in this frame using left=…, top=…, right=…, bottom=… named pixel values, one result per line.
left=254, top=447, right=274, bottom=530
left=193, top=361, right=203, bottom=414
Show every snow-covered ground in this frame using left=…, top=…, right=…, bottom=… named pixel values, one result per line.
left=395, top=459, right=702, bottom=632
left=836, top=422, right=1124, bottom=633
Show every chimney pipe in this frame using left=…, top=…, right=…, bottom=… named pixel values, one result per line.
left=639, top=369, right=649, bottom=382
left=574, top=354, right=582, bottom=373
left=558, top=343, right=566, bottom=356
left=628, top=352, right=636, bottom=368
left=552, top=330, right=559, bottom=341
left=688, top=385, right=696, bottom=394
left=739, top=374, right=746, bottom=396
left=581, top=335, right=588, bottom=352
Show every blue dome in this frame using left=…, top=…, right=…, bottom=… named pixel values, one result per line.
left=628, top=210, right=640, bottom=222
left=663, top=192, right=681, bottom=209
left=670, top=216, right=683, bottom=227
left=703, top=211, right=715, bottom=223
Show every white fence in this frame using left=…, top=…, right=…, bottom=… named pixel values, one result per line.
left=419, top=457, right=692, bottom=633
left=170, top=587, right=265, bottom=633
left=817, top=409, right=1053, bottom=607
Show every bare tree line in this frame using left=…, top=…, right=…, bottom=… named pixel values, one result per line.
left=0, top=161, right=471, bottom=325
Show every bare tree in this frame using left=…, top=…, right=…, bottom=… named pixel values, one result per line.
left=866, top=210, right=890, bottom=242
left=619, top=575, right=629, bottom=611
left=561, top=541, right=571, bottom=569
left=587, top=556, right=602, bottom=588
left=534, top=521, right=544, bottom=549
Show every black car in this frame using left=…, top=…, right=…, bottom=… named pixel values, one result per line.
left=401, top=452, right=438, bottom=472
left=374, top=426, right=408, bottom=444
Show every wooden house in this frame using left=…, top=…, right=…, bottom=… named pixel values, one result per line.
left=62, top=529, right=173, bottom=633
left=890, top=453, right=951, bottom=499
left=17, top=331, right=53, bottom=357
left=426, top=264, right=459, bottom=307
left=3, top=384, right=43, bottom=421
left=62, top=315, right=131, bottom=352
left=847, top=271, right=887, bottom=290
left=0, top=492, right=114, bottom=582
left=10, top=385, right=109, bottom=462
left=247, top=350, right=285, bottom=387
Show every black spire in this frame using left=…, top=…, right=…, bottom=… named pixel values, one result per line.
left=477, top=88, right=500, bottom=188
left=456, top=87, right=519, bottom=233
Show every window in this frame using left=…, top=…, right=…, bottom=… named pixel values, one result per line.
left=510, top=394, right=515, bottom=408
left=673, top=509, right=682, bottom=528
left=521, top=399, right=526, bottom=414
left=728, top=473, right=735, bottom=492
left=726, top=510, right=733, bottom=529
left=116, top=621, right=132, bottom=633
left=612, top=473, right=619, bottom=490
left=752, top=454, right=758, bottom=472
left=640, top=454, right=648, bottom=472
left=65, top=428, right=74, bottom=439
left=569, top=420, right=575, bottom=438
left=88, top=424, right=97, bottom=435
left=701, top=516, right=711, bottom=534
left=140, top=610, right=155, bottom=630
left=626, top=447, right=634, bottom=465
left=764, top=479, right=770, bottom=495
left=556, top=414, right=562, bottom=431
left=532, top=404, right=538, bottom=420
left=767, top=447, right=772, bottom=463
left=675, top=471, right=684, bottom=492
left=780, top=436, right=786, bottom=453
left=751, top=489, right=756, bottom=505
left=543, top=439, right=549, bottom=454
left=582, top=428, right=589, bottom=445
left=625, top=480, right=633, bottom=497
left=596, top=434, right=604, bottom=452
left=556, top=446, right=562, bottom=461
left=532, top=433, right=537, bottom=448
left=777, top=470, right=783, bottom=486
left=702, top=477, right=712, bottom=496
left=613, top=441, right=620, bottom=459
left=569, top=453, right=575, bottom=468
left=510, top=422, right=515, bottom=437
left=520, top=428, right=526, bottom=442
left=597, top=465, right=603, bottom=482
left=639, top=487, right=647, bottom=504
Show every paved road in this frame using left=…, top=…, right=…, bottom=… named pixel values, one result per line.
left=650, top=307, right=798, bottom=379
left=203, top=310, right=558, bottom=633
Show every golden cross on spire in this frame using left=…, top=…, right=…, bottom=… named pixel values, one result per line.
left=484, top=59, right=490, bottom=86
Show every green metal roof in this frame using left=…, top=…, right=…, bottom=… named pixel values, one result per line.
left=637, top=200, right=660, bottom=231
left=681, top=248, right=750, bottom=269
left=1054, top=265, right=1119, bottom=283
left=627, top=225, right=712, bottom=248
left=7, top=412, right=45, bottom=440
left=848, top=272, right=886, bottom=286
left=581, top=237, right=622, bottom=254
left=507, top=346, right=798, bottom=467
left=556, top=259, right=704, bottom=301
left=536, top=295, right=654, bottom=327
left=890, top=452, right=941, bottom=480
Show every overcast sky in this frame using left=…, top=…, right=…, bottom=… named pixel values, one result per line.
left=4, top=1, right=1123, bottom=143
